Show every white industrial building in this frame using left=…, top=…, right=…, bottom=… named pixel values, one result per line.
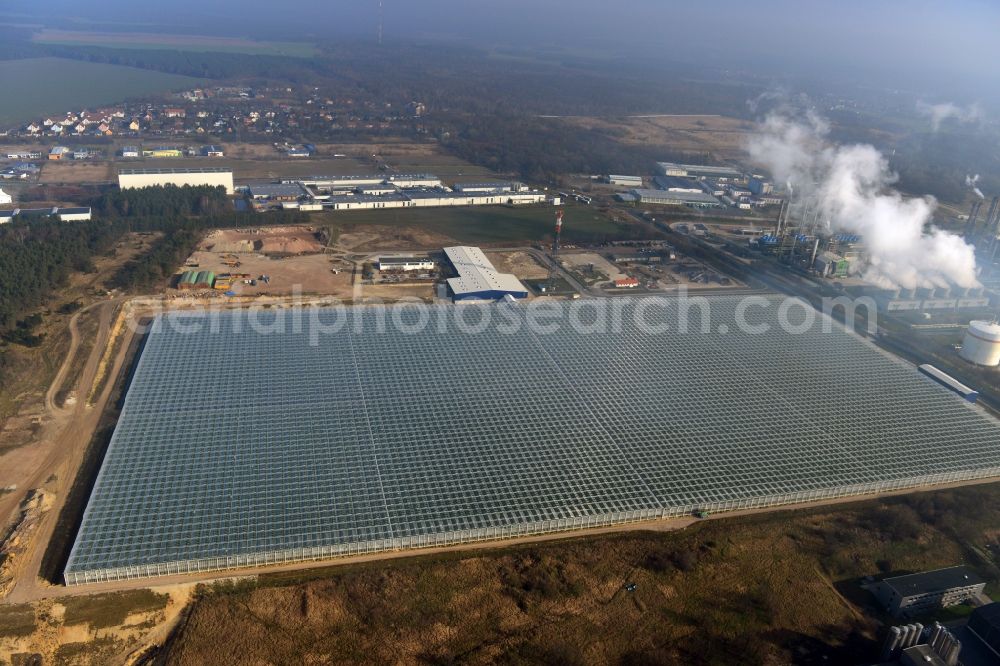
left=653, top=175, right=704, bottom=193
left=247, top=183, right=307, bottom=201
left=299, top=174, right=441, bottom=190
left=326, top=193, right=411, bottom=211
left=386, top=174, right=442, bottom=188
left=251, top=173, right=545, bottom=213
left=378, top=256, right=435, bottom=271
left=630, top=188, right=722, bottom=208
left=657, top=162, right=743, bottom=180
left=0, top=207, right=91, bottom=222
left=118, top=168, right=235, bottom=194
left=961, top=321, right=1000, bottom=367
left=0, top=188, right=11, bottom=205
left=444, top=246, right=528, bottom=301
left=452, top=181, right=523, bottom=193
left=607, top=175, right=643, bottom=187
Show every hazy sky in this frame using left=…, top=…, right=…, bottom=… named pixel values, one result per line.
left=8, top=0, right=999, bottom=100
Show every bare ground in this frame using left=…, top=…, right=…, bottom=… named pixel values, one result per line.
left=485, top=251, right=550, bottom=280
left=559, top=114, right=756, bottom=161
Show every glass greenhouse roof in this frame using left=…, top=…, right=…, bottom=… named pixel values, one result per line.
left=64, top=297, right=1000, bottom=583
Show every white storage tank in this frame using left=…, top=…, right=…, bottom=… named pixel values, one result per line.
left=960, top=320, right=1000, bottom=367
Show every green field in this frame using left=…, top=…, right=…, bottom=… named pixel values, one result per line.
left=32, top=30, right=318, bottom=57
left=322, top=204, right=639, bottom=244
left=0, top=58, right=202, bottom=126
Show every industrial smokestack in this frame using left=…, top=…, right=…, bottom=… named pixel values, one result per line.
left=965, top=201, right=982, bottom=238
left=984, top=197, right=999, bottom=233
left=553, top=210, right=564, bottom=256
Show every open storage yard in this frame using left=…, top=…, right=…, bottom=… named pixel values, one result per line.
left=63, top=296, right=1000, bottom=584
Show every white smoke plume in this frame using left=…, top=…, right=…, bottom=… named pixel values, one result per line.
left=966, top=173, right=985, bottom=199
left=747, top=112, right=980, bottom=290
left=917, top=101, right=982, bottom=131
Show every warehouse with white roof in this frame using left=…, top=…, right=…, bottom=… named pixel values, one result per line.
left=444, top=246, right=529, bottom=301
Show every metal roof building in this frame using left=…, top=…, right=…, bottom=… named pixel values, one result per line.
left=653, top=175, right=704, bottom=193
left=118, top=168, right=234, bottom=194
left=657, top=162, right=743, bottom=179
left=631, top=189, right=722, bottom=208
left=247, top=183, right=306, bottom=200
left=62, top=297, right=1000, bottom=584
left=444, top=246, right=528, bottom=300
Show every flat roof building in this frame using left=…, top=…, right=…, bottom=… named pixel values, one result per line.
left=968, top=602, right=1000, bottom=659
left=630, top=189, right=722, bottom=208
left=118, top=168, right=234, bottom=194
left=653, top=175, right=704, bottom=193
left=875, top=566, right=985, bottom=617
left=248, top=183, right=306, bottom=201
left=452, top=181, right=519, bottom=193
left=56, top=207, right=92, bottom=222
left=444, top=246, right=528, bottom=301
left=607, top=175, right=643, bottom=187
left=378, top=256, right=435, bottom=271
left=142, top=146, right=184, bottom=158
left=0, top=207, right=91, bottom=222
left=657, top=162, right=743, bottom=179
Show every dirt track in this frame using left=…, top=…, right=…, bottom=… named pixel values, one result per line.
left=1, top=297, right=125, bottom=604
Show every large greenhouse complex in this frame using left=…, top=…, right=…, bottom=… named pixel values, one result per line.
left=64, top=296, right=1000, bottom=584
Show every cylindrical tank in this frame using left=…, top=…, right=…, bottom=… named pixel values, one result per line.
left=945, top=639, right=961, bottom=666
left=960, top=320, right=1000, bottom=367
left=880, top=626, right=903, bottom=661
left=929, top=622, right=944, bottom=651
left=900, top=624, right=914, bottom=648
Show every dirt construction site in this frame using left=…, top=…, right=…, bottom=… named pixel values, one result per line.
left=176, top=225, right=453, bottom=302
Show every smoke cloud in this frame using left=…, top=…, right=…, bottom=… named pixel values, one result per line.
left=917, top=101, right=982, bottom=131
left=966, top=173, right=985, bottom=199
left=747, top=112, right=979, bottom=289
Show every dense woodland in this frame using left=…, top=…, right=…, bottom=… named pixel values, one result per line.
left=94, top=185, right=231, bottom=219
left=0, top=186, right=304, bottom=381
left=0, top=218, right=126, bottom=332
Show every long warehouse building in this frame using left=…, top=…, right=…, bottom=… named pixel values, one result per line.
left=63, top=297, right=1000, bottom=584
left=444, top=245, right=529, bottom=300
left=118, top=168, right=235, bottom=194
